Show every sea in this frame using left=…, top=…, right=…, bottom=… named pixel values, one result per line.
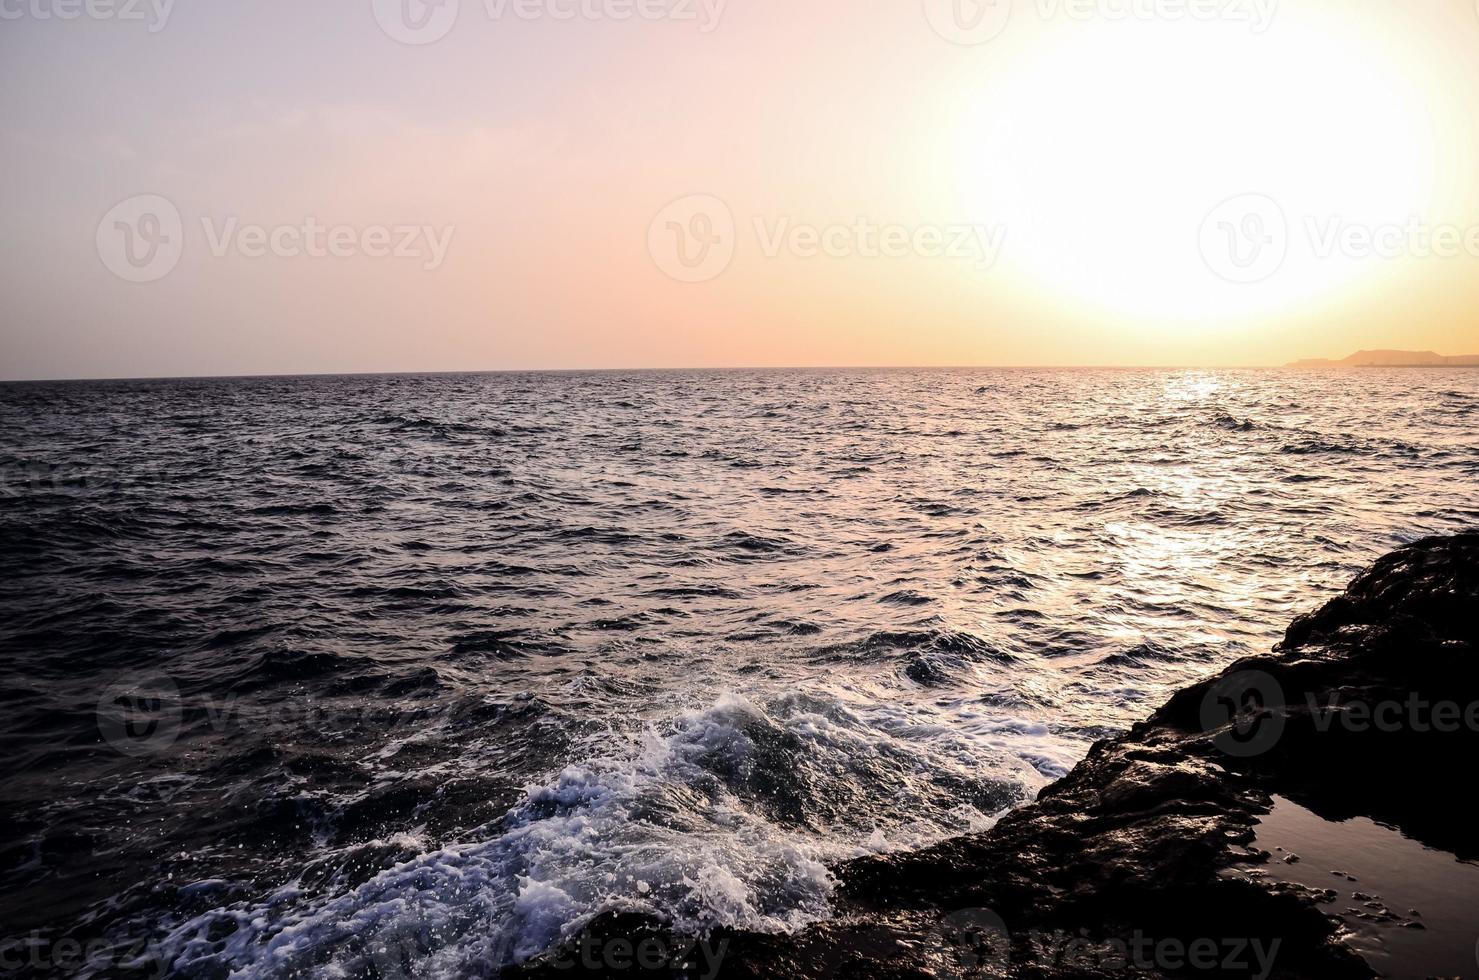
left=1, top=368, right=1476, bottom=977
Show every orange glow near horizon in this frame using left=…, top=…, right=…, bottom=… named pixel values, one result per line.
left=1, top=0, right=1478, bottom=378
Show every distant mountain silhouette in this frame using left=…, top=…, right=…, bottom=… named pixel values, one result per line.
left=1288, top=349, right=1479, bottom=367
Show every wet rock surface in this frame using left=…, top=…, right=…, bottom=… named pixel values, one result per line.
left=514, top=533, right=1479, bottom=979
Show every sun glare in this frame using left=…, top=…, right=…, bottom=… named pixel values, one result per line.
left=947, top=11, right=1437, bottom=326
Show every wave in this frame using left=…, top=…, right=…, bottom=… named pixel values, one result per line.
left=1212, top=412, right=1256, bottom=431
left=5, top=368, right=1476, bottom=970
left=154, top=692, right=1029, bottom=977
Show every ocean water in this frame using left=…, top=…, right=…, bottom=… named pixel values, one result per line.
left=1, top=368, right=1476, bottom=977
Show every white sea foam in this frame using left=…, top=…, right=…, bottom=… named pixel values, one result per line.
left=158, top=694, right=1041, bottom=975
left=158, top=690, right=1038, bottom=977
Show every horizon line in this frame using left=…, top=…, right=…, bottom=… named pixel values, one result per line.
left=8, top=363, right=1479, bottom=384
left=0, top=363, right=1352, bottom=384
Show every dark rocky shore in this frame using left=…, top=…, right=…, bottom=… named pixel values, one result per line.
left=514, top=533, right=1479, bottom=979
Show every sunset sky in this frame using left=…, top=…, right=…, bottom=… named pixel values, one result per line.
left=2, top=0, right=1478, bottom=380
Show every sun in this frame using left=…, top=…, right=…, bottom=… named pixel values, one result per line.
left=943, top=8, right=1438, bottom=325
